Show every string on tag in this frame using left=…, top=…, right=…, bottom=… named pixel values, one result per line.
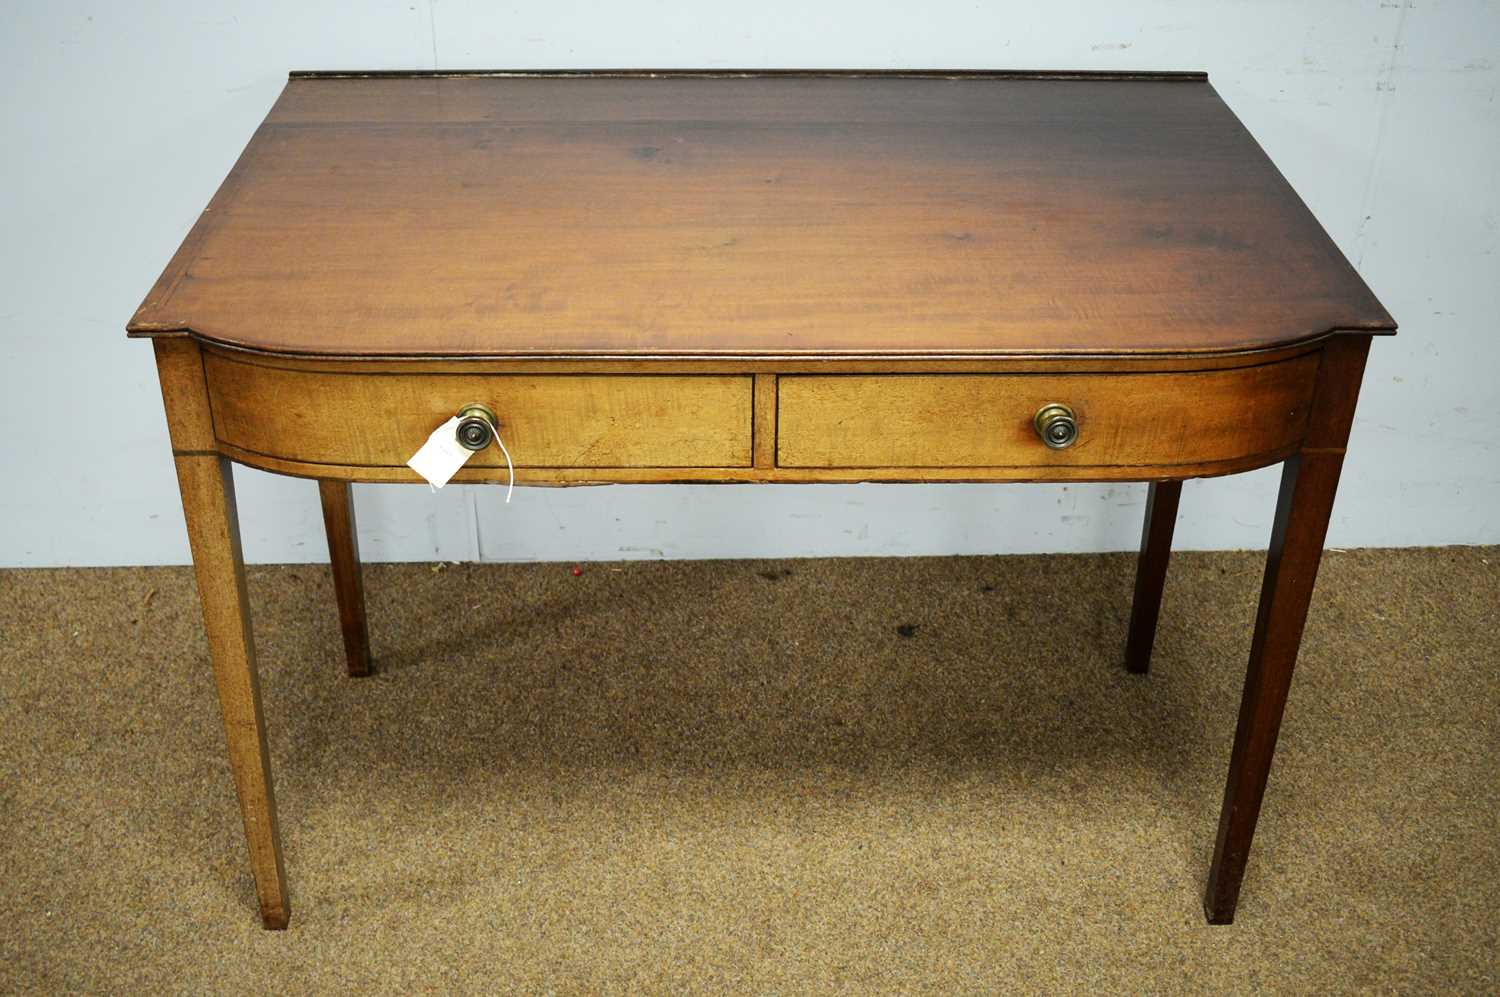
left=494, top=425, right=514, bottom=503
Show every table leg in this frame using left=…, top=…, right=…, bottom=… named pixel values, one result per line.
left=318, top=480, right=372, bottom=677
left=1203, top=451, right=1343, bottom=923
left=1125, top=480, right=1182, bottom=675
left=174, top=454, right=291, bottom=929
left=1202, top=334, right=1368, bottom=924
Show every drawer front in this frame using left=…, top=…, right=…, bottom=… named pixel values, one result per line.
left=777, top=355, right=1319, bottom=470
left=205, top=355, right=753, bottom=468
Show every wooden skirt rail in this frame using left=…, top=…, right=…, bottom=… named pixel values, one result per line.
left=171, top=341, right=1325, bottom=485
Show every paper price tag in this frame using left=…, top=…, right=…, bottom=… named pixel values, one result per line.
left=407, top=417, right=473, bottom=489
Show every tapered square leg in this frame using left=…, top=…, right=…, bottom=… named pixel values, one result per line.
left=1203, top=335, right=1370, bottom=924
left=1203, top=453, right=1342, bottom=923
left=175, top=455, right=290, bottom=929
left=1125, top=480, right=1182, bottom=675
left=318, top=480, right=372, bottom=677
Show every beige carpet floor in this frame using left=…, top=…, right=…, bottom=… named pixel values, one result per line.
left=2, top=548, right=1496, bottom=993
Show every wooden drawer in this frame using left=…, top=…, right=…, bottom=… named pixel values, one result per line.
left=776, top=354, right=1320, bottom=470
left=204, top=354, right=753, bottom=468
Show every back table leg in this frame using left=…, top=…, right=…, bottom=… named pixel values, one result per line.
left=319, top=480, right=372, bottom=677
left=1125, top=480, right=1182, bottom=675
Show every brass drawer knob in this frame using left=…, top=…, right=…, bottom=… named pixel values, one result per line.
left=454, top=403, right=499, bottom=451
left=1033, top=403, right=1078, bottom=450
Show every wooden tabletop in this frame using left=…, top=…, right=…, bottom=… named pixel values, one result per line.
left=128, top=70, right=1394, bottom=360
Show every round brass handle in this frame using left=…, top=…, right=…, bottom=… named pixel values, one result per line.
left=1033, top=403, right=1078, bottom=450
left=454, top=403, right=498, bottom=452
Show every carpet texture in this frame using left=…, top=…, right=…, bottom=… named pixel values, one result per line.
left=2, top=548, right=1496, bottom=993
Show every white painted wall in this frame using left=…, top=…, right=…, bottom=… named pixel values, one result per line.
left=2, top=1, right=1496, bottom=567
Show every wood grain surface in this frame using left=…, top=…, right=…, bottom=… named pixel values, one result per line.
left=204, top=352, right=753, bottom=468
left=127, top=71, right=1393, bottom=359
left=776, top=354, right=1318, bottom=469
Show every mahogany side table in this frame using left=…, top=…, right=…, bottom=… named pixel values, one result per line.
left=128, top=70, right=1396, bottom=929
